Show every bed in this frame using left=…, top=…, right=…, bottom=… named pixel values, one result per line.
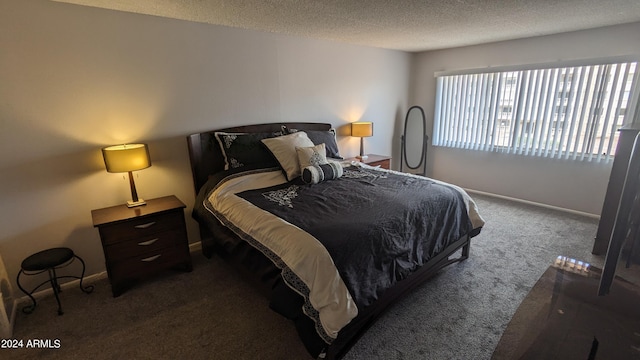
left=187, top=122, right=484, bottom=359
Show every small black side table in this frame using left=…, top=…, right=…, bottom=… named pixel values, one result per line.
left=16, top=247, right=94, bottom=315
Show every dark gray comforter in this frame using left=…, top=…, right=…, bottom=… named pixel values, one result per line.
left=236, top=165, right=474, bottom=309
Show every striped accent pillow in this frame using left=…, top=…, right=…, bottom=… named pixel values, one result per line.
left=301, top=161, right=343, bottom=184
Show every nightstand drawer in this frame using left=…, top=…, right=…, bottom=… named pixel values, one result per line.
left=99, top=211, right=182, bottom=245
left=104, top=229, right=186, bottom=261
left=109, top=244, right=189, bottom=281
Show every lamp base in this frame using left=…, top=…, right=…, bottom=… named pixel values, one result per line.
left=126, top=199, right=146, bottom=207
left=356, top=155, right=369, bottom=160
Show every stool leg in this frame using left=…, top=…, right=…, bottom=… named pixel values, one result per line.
left=16, top=270, right=37, bottom=314
left=48, top=268, right=63, bottom=315
left=74, top=255, right=94, bottom=294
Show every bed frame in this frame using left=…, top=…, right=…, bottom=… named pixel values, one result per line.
left=186, top=122, right=472, bottom=359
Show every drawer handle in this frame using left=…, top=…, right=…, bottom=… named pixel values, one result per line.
left=141, top=254, right=162, bottom=262
left=138, top=238, right=159, bottom=246
left=134, top=222, right=156, bottom=229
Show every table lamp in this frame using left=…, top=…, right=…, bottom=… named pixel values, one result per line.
left=102, top=144, right=151, bottom=207
left=351, top=122, right=373, bottom=160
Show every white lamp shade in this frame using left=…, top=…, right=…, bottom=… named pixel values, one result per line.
left=102, top=144, right=151, bottom=173
left=351, top=122, right=373, bottom=137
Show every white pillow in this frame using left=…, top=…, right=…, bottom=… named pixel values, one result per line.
left=296, top=143, right=328, bottom=169
left=262, top=132, right=315, bottom=181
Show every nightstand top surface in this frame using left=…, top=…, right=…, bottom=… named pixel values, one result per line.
left=345, top=154, right=391, bottom=163
left=91, top=195, right=185, bottom=227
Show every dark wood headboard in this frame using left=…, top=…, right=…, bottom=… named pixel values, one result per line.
left=186, top=122, right=332, bottom=194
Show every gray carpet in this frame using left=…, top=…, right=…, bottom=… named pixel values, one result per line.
left=6, top=193, right=628, bottom=360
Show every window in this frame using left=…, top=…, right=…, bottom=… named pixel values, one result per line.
left=433, top=61, right=638, bottom=162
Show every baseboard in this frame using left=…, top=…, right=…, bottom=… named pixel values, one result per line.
left=16, top=271, right=109, bottom=306
left=189, top=241, right=202, bottom=252
left=464, top=188, right=601, bottom=220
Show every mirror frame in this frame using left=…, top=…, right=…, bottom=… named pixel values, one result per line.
left=401, top=105, right=428, bottom=176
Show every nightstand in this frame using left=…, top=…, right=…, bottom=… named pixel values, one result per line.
left=91, top=195, right=192, bottom=297
left=346, top=154, right=392, bottom=169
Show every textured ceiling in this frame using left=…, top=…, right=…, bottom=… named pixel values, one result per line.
left=55, top=0, right=640, bottom=52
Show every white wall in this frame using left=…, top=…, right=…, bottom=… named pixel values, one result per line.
left=412, top=22, right=640, bottom=215
left=0, top=0, right=410, bottom=292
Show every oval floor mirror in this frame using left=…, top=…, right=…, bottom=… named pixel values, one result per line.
left=401, top=105, right=428, bottom=176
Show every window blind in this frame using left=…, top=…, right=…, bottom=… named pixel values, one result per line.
left=433, top=61, right=638, bottom=162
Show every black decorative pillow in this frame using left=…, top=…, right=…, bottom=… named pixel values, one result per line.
left=288, top=128, right=343, bottom=159
left=214, top=132, right=279, bottom=170
left=301, top=161, right=343, bottom=184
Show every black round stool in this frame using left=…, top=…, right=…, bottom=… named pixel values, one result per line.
left=16, top=247, right=94, bottom=315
